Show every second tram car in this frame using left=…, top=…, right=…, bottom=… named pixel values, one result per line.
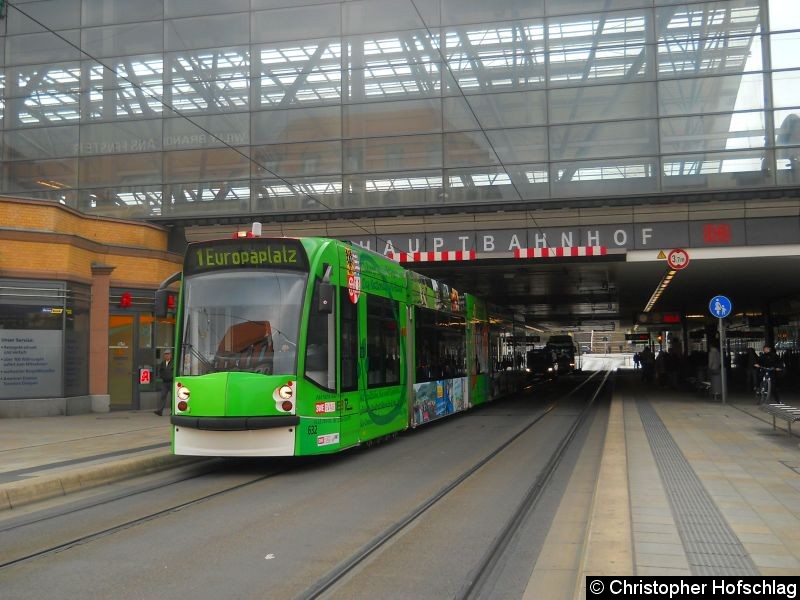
left=156, top=232, right=526, bottom=457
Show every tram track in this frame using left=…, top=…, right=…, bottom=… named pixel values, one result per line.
left=298, top=371, right=611, bottom=600
left=0, top=372, right=610, bottom=596
left=0, top=459, right=300, bottom=570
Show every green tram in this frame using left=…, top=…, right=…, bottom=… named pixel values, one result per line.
left=156, top=233, right=526, bottom=457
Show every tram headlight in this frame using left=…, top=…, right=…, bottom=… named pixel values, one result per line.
left=273, top=381, right=295, bottom=414
left=175, top=382, right=190, bottom=413
left=176, top=383, right=190, bottom=401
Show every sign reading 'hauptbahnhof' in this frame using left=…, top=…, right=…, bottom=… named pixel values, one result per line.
left=346, top=217, right=800, bottom=257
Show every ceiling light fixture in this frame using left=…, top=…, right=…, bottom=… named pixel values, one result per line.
left=643, top=269, right=677, bottom=313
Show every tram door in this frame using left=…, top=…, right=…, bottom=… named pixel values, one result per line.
left=108, top=315, right=135, bottom=409
left=338, top=286, right=361, bottom=448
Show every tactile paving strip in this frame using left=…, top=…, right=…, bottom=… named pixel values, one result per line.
left=636, top=399, right=759, bottom=576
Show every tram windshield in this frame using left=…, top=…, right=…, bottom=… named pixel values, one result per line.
left=179, top=270, right=306, bottom=376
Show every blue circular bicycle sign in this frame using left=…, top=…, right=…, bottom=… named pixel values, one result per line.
left=709, top=295, right=732, bottom=319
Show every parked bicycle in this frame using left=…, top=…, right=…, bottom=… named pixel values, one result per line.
left=756, top=366, right=781, bottom=404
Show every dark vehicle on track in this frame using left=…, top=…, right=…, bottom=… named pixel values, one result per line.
left=526, top=348, right=558, bottom=381
left=546, top=335, right=578, bottom=374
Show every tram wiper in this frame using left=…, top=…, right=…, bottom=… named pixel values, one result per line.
left=182, top=342, right=216, bottom=374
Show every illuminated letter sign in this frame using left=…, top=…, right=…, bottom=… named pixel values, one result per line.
left=184, top=239, right=308, bottom=275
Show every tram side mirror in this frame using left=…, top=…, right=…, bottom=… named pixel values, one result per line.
left=154, top=289, right=169, bottom=319
left=318, top=283, right=333, bottom=314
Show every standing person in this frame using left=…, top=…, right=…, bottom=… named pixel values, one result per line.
left=708, top=343, right=722, bottom=400
left=745, top=347, right=758, bottom=391
left=640, top=346, right=654, bottom=382
left=154, top=350, right=174, bottom=416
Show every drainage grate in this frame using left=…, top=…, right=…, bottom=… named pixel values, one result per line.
left=636, top=399, right=759, bottom=576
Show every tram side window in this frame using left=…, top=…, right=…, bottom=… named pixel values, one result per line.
left=340, top=287, right=358, bottom=392
left=366, top=295, right=400, bottom=387
left=305, top=279, right=332, bottom=390
left=415, top=307, right=466, bottom=383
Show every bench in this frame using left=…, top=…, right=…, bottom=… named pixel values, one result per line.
left=759, top=403, right=800, bottom=436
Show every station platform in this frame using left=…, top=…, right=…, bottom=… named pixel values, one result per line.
left=2, top=371, right=799, bottom=587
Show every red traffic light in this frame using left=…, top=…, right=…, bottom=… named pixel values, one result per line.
left=119, top=292, right=132, bottom=308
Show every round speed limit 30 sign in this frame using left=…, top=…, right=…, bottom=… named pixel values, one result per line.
left=666, top=248, right=690, bottom=270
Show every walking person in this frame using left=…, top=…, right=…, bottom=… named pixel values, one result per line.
left=154, top=350, right=174, bottom=416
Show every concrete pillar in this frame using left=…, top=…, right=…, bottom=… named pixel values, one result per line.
left=89, top=264, right=115, bottom=412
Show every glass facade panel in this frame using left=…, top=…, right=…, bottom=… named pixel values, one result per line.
left=441, top=0, right=544, bottom=25
left=545, top=0, right=650, bottom=15
left=251, top=0, right=339, bottom=8
left=79, top=153, right=161, bottom=187
left=772, top=70, right=800, bottom=108
left=252, top=106, right=341, bottom=144
left=3, top=158, right=78, bottom=193
left=344, top=170, right=443, bottom=208
left=446, top=164, right=548, bottom=203
left=163, top=147, right=250, bottom=183
left=344, top=135, right=442, bottom=172
left=774, top=109, right=800, bottom=146
left=550, top=120, right=658, bottom=160
left=83, top=0, right=164, bottom=26
left=251, top=6, right=341, bottom=44
left=346, top=30, right=441, bottom=102
left=551, top=157, right=659, bottom=197
left=4, top=125, right=78, bottom=160
left=549, top=82, right=656, bottom=123
left=164, top=114, right=249, bottom=150
left=662, top=149, right=772, bottom=190
left=444, top=131, right=502, bottom=168
left=769, top=0, right=800, bottom=32
left=79, top=120, right=162, bottom=155
left=252, top=140, right=342, bottom=177
left=486, top=128, right=549, bottom=164
left=5, top=62, right=81, bottom=129
left=548, top=10, right=651, bottom=86
left=165, top=0, right=248, bottom=19
left=167, top=48, right=250, bottom=114
left=81, top=22, right=164, bottom=58
left=658, top=73, right=764, bottom=115
left=77, top=185, right=164, bottom=217
left=7, top=0, right=81, bottom=35
left=344, top=98, right=441, bottom=137
left=5, top=30, right=82, bottom=66
left=165, top=180, right=252, bottom=216
left=660, top=112, right=766, bottom=153
left=255, top=176, right=341, bottom=212
left=445, top=91, right=547, bottom=130
left=771, top=32, right=800, bottom=70
left=83, top=55, right=165, bottom=121
left=256, top=39, right=342, bottom=107
left=343, top=0, right=432, bottom=35
left=656, top=2, right=762, bottom=79
left=165, top=14, right=250, bottom=52
left=444, top=19, right=546, bottom=94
